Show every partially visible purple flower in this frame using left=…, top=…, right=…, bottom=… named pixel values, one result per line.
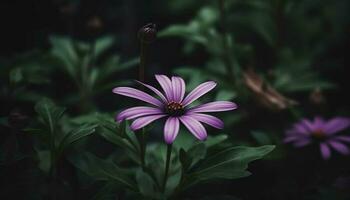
left=113, top=75, right=237, bottom=144
left=284, top=116, right=350, bottom=160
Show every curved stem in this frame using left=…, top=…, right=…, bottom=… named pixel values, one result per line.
left=139, top=41, right=147, bottom=83
left=161, top=144, right=173, bottom=193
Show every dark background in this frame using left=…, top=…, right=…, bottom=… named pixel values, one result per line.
left=1, top=0, right=350, bottom=199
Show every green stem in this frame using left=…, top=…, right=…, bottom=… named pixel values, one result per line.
left=139, top=41, right=147, bottom=83
left=136, top=35, right=150, bottom=170
left=136, top=129, right=146, bottom=169
left=161, top=144, right=173, bottom=193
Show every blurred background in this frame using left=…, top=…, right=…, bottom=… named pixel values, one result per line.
left=1, top=0, right=350, bottom=199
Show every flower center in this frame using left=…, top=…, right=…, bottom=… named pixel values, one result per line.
left=311, top=129, right=327, bottom=140
left=165, top=101, right=185, bottom=116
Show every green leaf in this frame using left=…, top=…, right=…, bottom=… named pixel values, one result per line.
left=183, top=145, right=275, bottom=189
left=204, top=135, right=228, bottom=147
left=69, top=152, right=137, bottom=191
left=93, top=36, right=115, bottom=58
left=251, top=131, right=272, bottom=145
left=136, top=169, right=156, bottom=197
left=57, top=123, right=97, bottom=154
left=180, top=143, right=207, bottom=171
left=35, top=98, right=65, bottom=135
left=49, top=36, right=79, bottom=78
left=96, top=116, right=139, bottom=162
left=187, top=143, right=207, bottom=168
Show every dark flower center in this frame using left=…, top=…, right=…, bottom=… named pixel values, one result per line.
left=165, top=101, right=185, bottom=116
left=311, top=129, right=327, bottom=141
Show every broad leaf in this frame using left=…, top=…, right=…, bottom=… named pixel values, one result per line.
left=35, top=98, right=65, bottom=135
left=183, top=145, right=275, bottom=189
left=57, top=123, right=97, bottom=154
left=69, top=152, right=137, bottom=191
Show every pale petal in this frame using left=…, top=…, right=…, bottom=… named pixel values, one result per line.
left=116, top=106, right=163, bottom=122
left=324, top=117, right=350, bottom=135
left=320, top=143, right=331, bottom=160
left=130, top=114, right=166, bottom=131
left=293, top=139, right=311, bottom=147
left=136, top=81, right=167, bottom=103
left=113, top=87, right=163, bottom=107
left=164, top=117, right=180, bottom=144
left=313, top=116, right=325, bottom=130
left=179, top=115, right=207, bottom=141
left=188, top=101, right=237, bottom=113
left=334, top=136, right=350, bottom=143
left=155, top=75, right=174, bottom=101
left=182, top=81, right=217, bottom=106
left=187, top=113, right=224, bottom=129
left=171, top=76, right=186, bottom=102
left=328, top=140, right=350, bottom=155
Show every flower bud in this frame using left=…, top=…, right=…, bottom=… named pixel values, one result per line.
left=86, top=16, right=103, bottom=35
left=138, top=23, right=157, bottom=43
left=309, top=87, right=325, bottom=105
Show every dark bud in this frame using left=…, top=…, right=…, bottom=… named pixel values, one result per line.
left=138, top=23, right=157, bottom=43
left=309, top=87, right=326, bottom=105
left=8, top=110, right=29, bottom=130
left=86, top=16, right=103, bottom=35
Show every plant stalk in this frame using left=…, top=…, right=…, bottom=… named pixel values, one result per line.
left=139, top=41, right=147, bottom=83
left=161, top=144, right=173, bottom=193
left=136, top=129, right=146, bottom=169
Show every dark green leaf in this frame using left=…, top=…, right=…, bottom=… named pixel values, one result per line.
left=136, top=169, right=156, bottom=197
left=58, top=123, right=97, bottom=154
left=35, top=98, right=65, bottom=135
left=69, top=152, right=137, bottom=190
left=183, top=145, right=275, bottom=189
left=93, top=36, right=115, bottom=58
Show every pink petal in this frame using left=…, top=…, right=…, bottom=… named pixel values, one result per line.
left=116, top=106, right=163, bottom=122
left=182, top=81, right=217, bottom=106
left=334, top=136, right=350, bottom=143
left=179, top=115, right=207, bottom=141
left=292, top=124, right=311, bottom=136
left=300, top=119, right=314, bottom=132
left=283, top=135, right=306, bottom=143
left=293, top=139, right=311, bottom=147
left=328, top=140, right=350, bottom=155
left=187, top=113, right=224, bottom=129
left=188, top=101, right=237, bottom=113
left=155, top=75, right=174, bottom=102
left=323, top=117, right=350, bottom=135
left=113, top=87, right=163, bottom=107
left=136, top=81, right=167, bottom=103
left=320, top=143, right=331, bottom=160
left=164, top=117, right=180, bottom=144
left=313, top=116, right=325, bottom=130
left=171, top=76, right=186, bottom=103
left=130, top=114, right=166, bottom=131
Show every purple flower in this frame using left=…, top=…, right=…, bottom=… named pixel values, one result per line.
left=113, top=75, right=237, bottom=144
left=284, top=116, right=350, bottom=160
